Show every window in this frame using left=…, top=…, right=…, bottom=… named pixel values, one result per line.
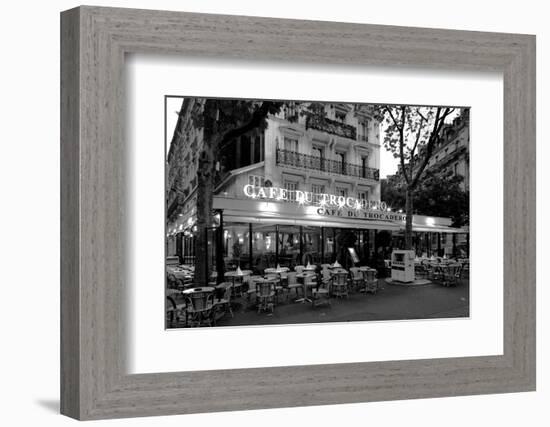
left=454, top=163, right=459, bottom=176
left=311, top=184, right=325, bottom=194
left=361, top=155, right=368, bottom=178
left=248, top=175, right=265, bottom=188
left=284, top=137, right=298, bottom=152
left=284, top=181, right=298, bottom=201
left=284, top=102, right=298, bottom=121
left=357, top=191, right=368, bottom=201
left=312, top=146, right=323, bottom=158
left=358, top=120, right=369, bottom=142
left=335, top=110, right=346, bottom=122
left=336, top=151, right=346, bottom=174
left=252, top=134, right=264, bottom=163
left=336, top=187, right=348, bottom=197
left=311, top=146, right=324, bottom=170
left=311, top=184, right=325, bottom=203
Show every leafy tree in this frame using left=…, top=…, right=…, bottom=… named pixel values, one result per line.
left=411, top=172, right=469, bottom=227
left=380, top=178, right=406, bottom=213
left=184, top=99, right=284, bottom=285
left=381, top=172, right=469, bottom=227
left=174, top=100, right=344, bottom=284
left=376, top=105, right=458, bottom=249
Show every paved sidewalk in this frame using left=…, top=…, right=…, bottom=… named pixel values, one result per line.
left=213, top=278, right=469, bottom=327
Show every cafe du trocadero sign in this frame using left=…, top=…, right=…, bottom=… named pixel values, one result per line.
left=243, top=184, right=407, bottom=222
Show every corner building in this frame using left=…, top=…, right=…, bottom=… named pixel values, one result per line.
left=167, top=100, right=468, bottom=273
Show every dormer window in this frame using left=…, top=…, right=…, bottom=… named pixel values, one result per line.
left=335, top=110, right=346, bottom=122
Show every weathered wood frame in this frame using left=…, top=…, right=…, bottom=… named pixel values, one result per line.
left=60, top=6, right=536, bottom=420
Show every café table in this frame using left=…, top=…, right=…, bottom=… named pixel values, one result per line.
left=262, top=275, right=287, bottom=302
left=182, top=286, right=215, bottom=295
left=264, top=267, right=289, bottom=274
left=264, top=267, right=288, bottom=284
left=224, top=270, right=252, bottom=297
left=295, top=272, right=315, bottom=303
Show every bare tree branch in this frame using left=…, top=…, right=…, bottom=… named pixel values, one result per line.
left=410, top=107, right=449, bottom=188
left=410, top=115, right=426, bottom=166
left=397, top=106, right=410, bottom=184
left=417, top=109, right=428, bottom=122
left=385, top=106, right=401, bottom=130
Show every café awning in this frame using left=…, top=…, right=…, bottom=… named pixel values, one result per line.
left=410, top=224, right=467, bottom=233
left=222, top=212, right=402, bottom=231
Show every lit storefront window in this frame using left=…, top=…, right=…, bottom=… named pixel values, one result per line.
left=278, top=225, right=300, bottom=267
left=302, top=226, right=322, bottom=265
left=223, top=223, right=250, bottom=269
left=252, top=224, right=277, bottom=270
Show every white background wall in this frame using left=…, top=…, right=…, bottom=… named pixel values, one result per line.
left=0, top=0, right=547, bottom=425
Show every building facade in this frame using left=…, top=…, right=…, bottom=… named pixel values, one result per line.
left=167, top=100, right=468, bottom=273
left=412, top=108, right=470, bottom=191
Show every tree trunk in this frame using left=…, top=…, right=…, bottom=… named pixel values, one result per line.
left=194, top=146, right=215, bottom=286
left=404, top=187, right=414, bottom=250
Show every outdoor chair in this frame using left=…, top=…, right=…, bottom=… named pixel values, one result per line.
left=265, top=274, right=284, bottom=303
left=414, top=264, right=427, bottom=280
left=256, top=281, right=276, bottom=314
left=214, top=283, right=233, bottom=320
left=286, top=271, right=302, bottom=300
left=303, top=273, right=317, bottom=300
left=208, top=271, right=218, bottom=286
left=165, top=295, right=187, bottom=327
left=441, top=263, right=461, bottom=287
left=167, top=273, right=178, bottom=289
left=312, top=277, right=331, bottom=308
left=426, top=263, right=442, bottom=281
left=185, top=290, right=215, bottom=327
left=230, top=275, right=246, bottom=298
left=245, top=275, right=263, bottom=306
left=320, top=268, right=332, bottom=286
left=279, top=270, right=289, bottom=287
left=364, top=270, right=378, bottom=294
left=349, top=267, right=364, bottom=292
left=460, top=262, right=470, bottom=280
left=331, top=271, right=349, bottom=298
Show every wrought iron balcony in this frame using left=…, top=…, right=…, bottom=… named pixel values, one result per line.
left=276, top=148, right=379, bottom=181
left=306, top=116, right=357, bottom=140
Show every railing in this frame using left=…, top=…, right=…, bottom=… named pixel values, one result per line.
left=276, top=148, right=379, bottom=181
left=306, top=116, right=357, bottom=140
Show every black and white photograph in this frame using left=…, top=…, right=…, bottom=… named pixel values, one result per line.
left=165, top=98, right=470, bottom=328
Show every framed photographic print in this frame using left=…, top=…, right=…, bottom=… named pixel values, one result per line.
left=61, top=5, right=536, bottom=420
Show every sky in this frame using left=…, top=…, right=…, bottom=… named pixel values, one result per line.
left=165, top=97, right=185, bottom=156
